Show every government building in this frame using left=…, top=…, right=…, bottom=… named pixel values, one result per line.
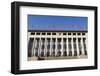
left=28, top=30, right=88, bottom=61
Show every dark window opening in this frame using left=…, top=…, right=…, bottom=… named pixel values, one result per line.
left=73, top=33, right=76, bottom=35
left=63, top=51, right=67, bottom=56
left=42, top=33, right=46, bottom=35
left=73, top=38, right=77, bottom=51
left=28, top=38, right=34, bottom=57
left=47, top=51, right=50, bottom=57
left=78, top=33, right=81, bottom=35
left=63, top=33, right=66, bottom=35
left=52, top=38, right=56, bottom=42
left=84, top=51, right=87, bottom=55
left=74, top=51, right=77, bottom=56
left=47, top=33, right=51, bottom=35
left=31, top=32, right=35, bottom=35
left=36, top=33, right=40, bottom=35
left=68, top=38, right=72, bottom=51
left=78, top=38, right=82, bottom=55
left=58, top=38, right=61, bottom=42
left=69, top=51, right=72, bottom=56
left=82, top=33, right=85, bottom=35
left=53, top=45, right=55, bottom=49
left=58, top=44, right=61, bottom=49
left=63, top=44, right=66, bottom=50
left=40, top=51, right=44, bottom=57
left=52, top=33, right=56, bottom=35
left=63, top=38, right=66, bottom=41
left=41, top=44, right=45, bottom=49
left=57, top=51, right=61, bottom=56
left=68, top=33, right=71, bottom=35
left=79, top=50, right=82, bottom=55
left=52, top=51, right=55, bottom=56
left=47, top=45, right=50, bottom=49
left=35, top=51, right=38, bottom=57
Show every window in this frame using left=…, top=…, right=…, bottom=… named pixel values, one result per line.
left=68, top=38, right=72, bottom=51
left=41, top=51, right=44, bottom=57
left=47, top=33, right=51, bottom=35
left=63, top=38, right=66, bottom=41
left=57, top=51, right=61, bottom=56
left=82, top=33, right=85, bottom=35
left=58, top=38, right=61, bottom=42
left=73, top=38, right=77, bottom=51
left=31, top=32, right=35, bottom=35
left=78, top=38, right=82, bottom=55
left=52, top=38, right=56, bottom=50
left=63, top=33, right=66, bottom=35
left=52, top=38, right=56, bottom=41
left=74, top=51, right=77, bottom=56
left=35, top=51, right=38, bottom=57
left=53, top=44, right=55, bottom=50
left=73, top=33, right=76, bottom=35
left=41, top=38, right=45, bottom=49
left=36, top=32, right=40, bottom=35
left=35, top=38, right=39, bottom=48
left=73, top=38, right=77, bottom=56
left=69, top=51, right=72, bottom=56
left=58, top=38, right=61, bottom=50
left=68, top=33, right=71, bottom=35
left=47, top=51, right=50, bottom=57
left=28, top=38, right=34, bottom=57
left=52, top=33, right=56, bottom=35
left=47, top=38, right=50, bottom=44
left=41, top=38, right=45, bottom=42
left=41, top=44, right=45, bottom=49
left=47, top=44, right=50, bottom=49
left=63, top=38, right=66, bottom=51
left=78, top=33, right=81, bottom=35
left=42, top=32, right=46, bottom=35
left=52, top=38, right=56, bottom=44
left=47, top=38, right=50, bottom=49
left=63, top=44, right=66, bottom=51
left=58, top=44, right=61, bottom=49
left=52, top=50, right=55, bottom=56
left=63, top=51, right=67, bottom=56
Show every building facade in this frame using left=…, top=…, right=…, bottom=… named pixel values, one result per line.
left=28, top=30, right=88, bottom=60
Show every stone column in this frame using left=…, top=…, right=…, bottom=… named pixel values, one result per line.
left=84, top=38, right=87, bottom=55
left=37, top=39, right=39, bottom=56
left=34, top=38, right=38, bottom=56
left=39, top=38, right=42, bottom=56
left=81, top=38, right=84, bottom=55
left=55, top=38, right=57, bottom=56
left=44, top=38, right=47, bottom=57
left=31, top=38, right=34, bottom=56
left=50, top=38, right=52, bottom=56
left=61, top=38, right=63, bottom=56
left=67, top=37, right=69, bottom=56
left=28, top=32, right=31, bottom=44
left=76, top=38, right=79, bottom=56
left=71, top=38, right=74, bottom=56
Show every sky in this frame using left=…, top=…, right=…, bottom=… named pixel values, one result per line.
left=28, top=15, right=88, bottom=31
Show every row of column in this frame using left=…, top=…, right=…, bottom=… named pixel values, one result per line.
left=28, top=37, right=87, bottom=57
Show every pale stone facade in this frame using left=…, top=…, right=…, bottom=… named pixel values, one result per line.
left=28, top=31, right=87, bottom=60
